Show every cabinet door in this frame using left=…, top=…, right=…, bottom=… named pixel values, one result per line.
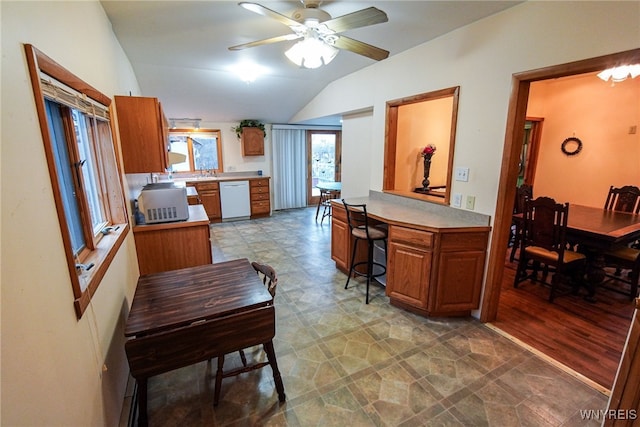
left=241, top=127, right=264, bottom=156
left=386, top=241, right=432, bottom=309
left=195, top=182, right=221, bottom=221
left=115, top=96, right=167, bottom=173
left=331, top=216, right=350, bottom=272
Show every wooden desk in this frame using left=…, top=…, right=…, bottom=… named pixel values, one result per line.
left=124, top=259, right=286, bottom=426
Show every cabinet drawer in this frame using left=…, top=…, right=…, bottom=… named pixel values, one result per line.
left=250, top=178, right=269, bottom=188
left=250, top=185, right=269, bottom=195
left=389, top=226, right=433, bottom=250
left=251, top=192, right=270, bottom=201
left=251, top=200, right=270, bottom=214
left=194, top=181, right=219, bottom=191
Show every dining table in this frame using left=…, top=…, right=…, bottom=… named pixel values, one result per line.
left=315, top=181, right=342, bottom=223
left=124, top=258, right=286, bottom=426
left=516, top=203, right=640, bottom=300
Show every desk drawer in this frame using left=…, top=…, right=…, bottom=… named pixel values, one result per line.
left=250, top=178, right=270, bottom=188
left=251, top=200, right=271, bottom=214
left=251, top=192, right=270, bottom=201
left=389, top=225, right=434, bottom=250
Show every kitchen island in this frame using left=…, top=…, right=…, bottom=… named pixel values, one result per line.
left=332, top=192, right=491, bottom=317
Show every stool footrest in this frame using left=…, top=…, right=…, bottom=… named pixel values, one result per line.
left=351, top=261, right=386, bottom=279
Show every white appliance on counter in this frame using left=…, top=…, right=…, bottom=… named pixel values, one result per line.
left=219, top=180, right=251, bottom=220
left=137, top=183, right=189, bottom=224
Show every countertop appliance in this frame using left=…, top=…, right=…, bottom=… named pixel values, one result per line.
left=220, top=180, right=251, bottom=220
left=137, top=183, right=189, bottom=224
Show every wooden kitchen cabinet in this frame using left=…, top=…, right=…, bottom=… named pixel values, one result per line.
left=386, top=227, right=433, bottom=310
left=194, top=181, right=221, bottom=222
left=241, top=127, right=264, bottom=156
left=133, top=205, right=212, bottom=275
left=114, top=95, right=168, bottom=173
left=250, top=178, right=271, bottom=217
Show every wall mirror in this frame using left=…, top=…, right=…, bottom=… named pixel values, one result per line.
left=383, top=86, right=459, bottom=205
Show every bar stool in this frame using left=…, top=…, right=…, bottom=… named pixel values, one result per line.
left=342, top=200, right=388, bottom=304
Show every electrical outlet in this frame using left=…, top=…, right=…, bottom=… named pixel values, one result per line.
left=452, top=193, right=462, bottom=208
left=465, top=195, right=475, bottom=210
left=455, top=167, right=469, bottom=182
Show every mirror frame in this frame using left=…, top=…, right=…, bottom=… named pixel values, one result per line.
left=383, top=86, right=460, bottom=205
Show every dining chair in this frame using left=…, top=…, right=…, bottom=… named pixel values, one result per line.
left=213, top=262, right=278, bottom=406
left=602, top=185, right=640, bottom=299
left=342, top=200, right=388, bottom=304
left=315, top=188, right=341, bottom=224
left=513, top=196, right=586, bottom=302
left=509, top=184, right=533, bottom=262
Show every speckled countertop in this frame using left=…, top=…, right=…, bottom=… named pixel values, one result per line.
left=335, top=191, right=491, bottom=232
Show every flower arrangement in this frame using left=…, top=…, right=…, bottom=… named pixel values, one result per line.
left=421, top=144, right=437, bottom=158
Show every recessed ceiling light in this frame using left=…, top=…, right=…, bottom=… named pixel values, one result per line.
left=231, top=62, right=267, bottom=83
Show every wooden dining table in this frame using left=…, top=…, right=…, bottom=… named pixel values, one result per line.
left=124, top=258, right=286, bottom=426
left=515, top=203, right=640, bottom=300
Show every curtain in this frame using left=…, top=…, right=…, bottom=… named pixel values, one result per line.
left=272, top=128, right=307, bottom=210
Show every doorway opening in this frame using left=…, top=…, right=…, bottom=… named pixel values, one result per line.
left=307, top=130, right=342, bottom=207
left=480, top=48, right=640, bottom=389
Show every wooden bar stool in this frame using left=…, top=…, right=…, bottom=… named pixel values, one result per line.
left=342, top=200, right=387, bottom=304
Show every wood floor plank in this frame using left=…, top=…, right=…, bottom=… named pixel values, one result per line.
left=493, top=251, right=635, bottom=389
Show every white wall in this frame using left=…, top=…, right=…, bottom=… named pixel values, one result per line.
left=340, top=110, right=374, bottom=198
left=292, top=1, right=640, bottom=216
left=1, top=1, right=141, bottom=425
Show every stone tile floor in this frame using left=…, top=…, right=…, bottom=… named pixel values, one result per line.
left=121, top=207, right=609, bottom=426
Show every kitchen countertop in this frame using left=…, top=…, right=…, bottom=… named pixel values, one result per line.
left=334, top=192, right=491, bottom=233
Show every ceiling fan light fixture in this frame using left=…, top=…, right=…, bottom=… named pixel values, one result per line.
left=597, top=64, right=640, bottom=83
left=285, top=37, right=338, bottom=69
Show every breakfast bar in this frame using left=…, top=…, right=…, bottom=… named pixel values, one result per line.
left=332, top=192, right=491, bottom=317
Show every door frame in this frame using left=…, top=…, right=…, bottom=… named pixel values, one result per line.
left=480, top=47, right=640, bottom=322
left=306, top=130, right=342, bottom=207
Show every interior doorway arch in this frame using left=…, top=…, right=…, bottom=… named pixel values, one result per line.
left=480, top=47, right=640, bottom=322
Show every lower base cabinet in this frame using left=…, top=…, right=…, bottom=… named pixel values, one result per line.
left=331, top=203, right=489, bottom=317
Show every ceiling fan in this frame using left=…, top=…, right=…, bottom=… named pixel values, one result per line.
left=229, top=1, right=389, bottom=68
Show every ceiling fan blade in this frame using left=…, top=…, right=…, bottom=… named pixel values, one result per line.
left=229, top=33, right=302, bottom=51
left=332, top=35, right=389, bottom=61
left=322, top=7, right=388, bottom=33
left=238, top=2, right=301, bottom=28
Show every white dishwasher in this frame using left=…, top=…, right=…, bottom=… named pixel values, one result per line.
left=219, top=180, right=251, bottom=220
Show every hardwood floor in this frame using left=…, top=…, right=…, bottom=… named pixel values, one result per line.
left=492, top=250, right=635, bottom=390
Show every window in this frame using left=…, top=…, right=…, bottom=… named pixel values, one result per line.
left=25, top=44, right=129, bottom=319
left=169, top=129, right=223, bottom=173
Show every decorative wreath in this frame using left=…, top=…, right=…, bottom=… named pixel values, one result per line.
left=561, top=137, right=582, bottom=156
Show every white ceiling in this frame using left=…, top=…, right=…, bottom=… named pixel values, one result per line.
left=101, top=1, right=521, bottom=126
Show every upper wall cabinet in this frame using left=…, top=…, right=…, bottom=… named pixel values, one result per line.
left=241, top=127, right=265, bottom=156
left=115, top=95, right=168, bottom=173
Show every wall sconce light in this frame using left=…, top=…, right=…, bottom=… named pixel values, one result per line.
left=597, top=64, right=640, bottom=83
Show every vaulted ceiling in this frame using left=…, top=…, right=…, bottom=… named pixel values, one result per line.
left=101, top=1, right=521, bottom=125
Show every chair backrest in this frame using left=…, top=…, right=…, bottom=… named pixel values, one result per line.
left=251, top=261, right=277, bottom=297
left=342, top=200, right=374, bottom=238
left=513, top=184, right=533, bottom=214
left=522, top=196, right=570, bottom=258
left=604, top=185, right=640, bottom=214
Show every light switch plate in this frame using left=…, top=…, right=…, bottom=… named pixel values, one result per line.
left=455, top=167, right=469, bottom=182
left=452, top=193, right=462, bottom=208
left=465, top=195, right=475, bottom=210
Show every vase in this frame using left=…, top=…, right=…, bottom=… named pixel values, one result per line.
left=422, top=156, right=432, bottom=190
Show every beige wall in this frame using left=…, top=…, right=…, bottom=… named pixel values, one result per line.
left=395, top=97, right=453, bottom=191
left=528, top=74, right=640, bottom=207
left=1, top=1, right=140, bottom=425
